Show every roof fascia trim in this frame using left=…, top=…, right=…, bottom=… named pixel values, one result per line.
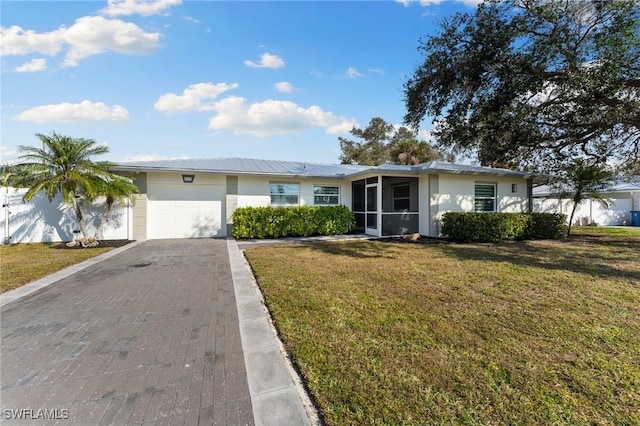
left=111, top=165, right=349, bottom=180
left=112, top=163, right=548, bottom=181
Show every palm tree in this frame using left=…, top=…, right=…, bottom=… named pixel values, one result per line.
left=559, top=159, right=615, bottom=236
left=17, top=132, right=117, bottom=239
left=92, top=175, right=139, bottom=239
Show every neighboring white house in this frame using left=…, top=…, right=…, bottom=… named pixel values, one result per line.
left=2, top=158, right=547, bottom=243
left=532, top=179, right=640, bottom=226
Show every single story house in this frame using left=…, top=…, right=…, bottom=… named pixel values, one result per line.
left=2, top=158, right=547, bottom=243
left=532, top=178, right=640, bottom=226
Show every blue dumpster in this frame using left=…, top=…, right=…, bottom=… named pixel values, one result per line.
left=631, top=211, right=640, bottom=227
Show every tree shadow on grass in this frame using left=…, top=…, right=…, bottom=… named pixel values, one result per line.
left=432, top=235, right=640, bottom=284
left=249, top=234, right=639, bottom=282
left=282, top=240, right=392, bottom=259
left=568, top=232, right=640, bottom=251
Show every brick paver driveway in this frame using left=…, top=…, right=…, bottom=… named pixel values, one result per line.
left=0, top=239, right=253, bottom=425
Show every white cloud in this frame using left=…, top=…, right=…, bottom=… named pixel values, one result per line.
left=523, top=82, right=559, bottom=107
left=388, top=123, right=436, bottom=143
left=1, top=17, right=161, bottom=67
left=367, top=68, right=385, bottom=75
left=154, top=82, right=239, bottom=112
left=0, top=25, right=64, bottom=56
left=395, top=0, right=441, bottom=5
left=100, top=0, right=182, bottom=17
left=14, top=58, right=47, bottom=72
left=244, top=53, right=285, bottom=69
left=61, top=16, right=161, bottom=67
left=207, top=96, right=357, bottom=137
left=345, top=67, right=363, bottom=79
left=183, top=16, right=201, bottom=23
left=274, top=81, right=295, bottom=93
left=13, top=100, right=130, bottom=123
left=396, top=0, right=481, bottom=6
left=0, top=145, right=19, bottom=164
left=418, top=129, right=436, bottom=142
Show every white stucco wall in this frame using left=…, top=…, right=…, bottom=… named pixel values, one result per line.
left=433, top=175, right=528, bottom=212
left=237, top=176, right=271, bottom=208
left=426, top=174, right=530, bottom=237
left=1, top=187, right=131, bottom=244
left=236, top=176, right=351, bottom=208
left=418, top=174, right=430, bottom=236
left=146, top=172, right=226, bottom=198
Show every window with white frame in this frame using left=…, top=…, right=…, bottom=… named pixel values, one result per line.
left=270, top=183, right=299, bottom=205
left=314, top=185, right=340, bottom=205
left=392, top=184, right=411, bottom=212
left=474, top=183, right=496, bottom=212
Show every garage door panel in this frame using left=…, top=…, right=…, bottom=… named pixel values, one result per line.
left=147, top=183, right=226, bottom=239
left=148, top=200, right=224, bottom=238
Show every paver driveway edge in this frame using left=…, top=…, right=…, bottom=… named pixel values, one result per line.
left=227, top=238, right=321, bottom=426
left=0, top=240, right=145, bottom=307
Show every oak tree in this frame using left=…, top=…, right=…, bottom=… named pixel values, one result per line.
left=404, top=0, right=640, bottom=171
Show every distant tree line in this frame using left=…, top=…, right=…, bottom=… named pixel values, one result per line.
left=338, top=117, right=452, bottom=166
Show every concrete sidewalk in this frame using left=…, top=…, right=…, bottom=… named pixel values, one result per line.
left=227, top=239, right=316, bottom=426
left=0, top=238, right=314, bottom=425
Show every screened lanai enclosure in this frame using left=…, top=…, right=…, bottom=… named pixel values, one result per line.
left=352, top=176, right=419, bottom=236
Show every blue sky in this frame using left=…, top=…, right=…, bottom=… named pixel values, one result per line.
left=1, top=0, right=480, bottom=165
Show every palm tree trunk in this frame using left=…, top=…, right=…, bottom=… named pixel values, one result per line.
left=72, top=197, right=90, bottom=238
left=567, top=200, right=578, bottom=237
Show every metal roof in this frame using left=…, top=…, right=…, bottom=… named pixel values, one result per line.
left=608, top=179, right=640, bottom=192
left=416, top=161, right=548, bottom=179
left=114, top=157, right=547, bottom=180
left=114, top=158, right=369, bottom=178
left=533, top=178, right=640, bottom=197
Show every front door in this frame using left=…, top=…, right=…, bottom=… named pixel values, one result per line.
left=365, top=181, right=378, bottom=235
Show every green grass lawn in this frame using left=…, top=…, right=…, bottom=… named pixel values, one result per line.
left=572, top=225, right=640, bottom=237
left=244, top=231, right=640, bottom=425
left=0, top=243, right=115, bottom=293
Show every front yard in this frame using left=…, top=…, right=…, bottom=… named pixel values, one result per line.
left=244, top=228, right=640, bottom=425
left=0, top=242, right=119, bottom=293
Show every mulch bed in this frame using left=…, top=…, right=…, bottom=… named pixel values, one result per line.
left=53, top=240, right=135, bottom=249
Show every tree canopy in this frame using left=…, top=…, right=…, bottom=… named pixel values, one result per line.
left=404, top=0, right=640, bottom=171
left=339, top=117, right=448, bottom=165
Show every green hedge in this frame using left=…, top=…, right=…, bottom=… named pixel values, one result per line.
left=525, top=213, right=569, bottom=240
left=232, top=205, right=355, bottom=239
left=441, top=212, right=567, bottom=242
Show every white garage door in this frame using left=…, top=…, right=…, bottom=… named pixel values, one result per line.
left=147, top=183, right=226, bottom=239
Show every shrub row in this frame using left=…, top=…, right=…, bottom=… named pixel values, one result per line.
left=232, top=205, right=355, bottom=239
left=441, top=212, right=567, bottom=242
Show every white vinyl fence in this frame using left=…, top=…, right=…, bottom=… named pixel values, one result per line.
left=1, top=187, right=131, bottom=244
left=533, top=196, right=635, bottom=226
